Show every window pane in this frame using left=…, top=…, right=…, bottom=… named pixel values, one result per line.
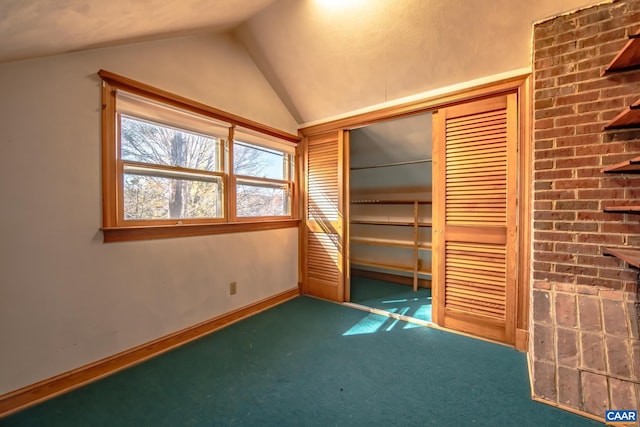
left=234, top=141, right=287, bottom=180
left=121, top=115, right=220, bottom=172
left=236, top=182, right=290, bottom=217
left=123, top=173, right=223, bottom=220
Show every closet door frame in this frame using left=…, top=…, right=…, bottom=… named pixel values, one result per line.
left=299, top=73, right=531, bottom=351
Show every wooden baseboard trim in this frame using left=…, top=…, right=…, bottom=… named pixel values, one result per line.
left=351, top=268, right=432, bottom=289
left=515, top=328, right=529, bottom=352
left=531, top=396, right=603, bottom=424
left=0, top=287, right=300, bottom=418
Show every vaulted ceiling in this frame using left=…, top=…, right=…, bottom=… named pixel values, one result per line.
left=1, top=0, right=604, bottom=125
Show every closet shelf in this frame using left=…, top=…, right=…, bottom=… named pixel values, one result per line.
left=603, top=99, right=640, bottom=130
left=350, top=259, right=432, bottom=275
left=351, top=219, right=432, bottom=227
left=351, top=199, right=432, bottom=205
left=601, top=154, right=640, bottom=173
left=603, top=30, right=640, bottom=74
left=351, top=236, right=432, bottom=249
left=603, top=247, right=640, bottom=269
left=603, top=205, right=640, bottom=214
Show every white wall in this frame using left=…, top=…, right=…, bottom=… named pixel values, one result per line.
left=0, top=32, right=299, bottom=395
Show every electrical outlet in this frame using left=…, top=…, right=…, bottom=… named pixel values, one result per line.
left=229, top=281, right=237, bottom=295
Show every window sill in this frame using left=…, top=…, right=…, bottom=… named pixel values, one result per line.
left=101, top=219, right=300, bottom=243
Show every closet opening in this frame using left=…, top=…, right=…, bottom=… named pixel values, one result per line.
left=347, top=112, right=433, bottom=325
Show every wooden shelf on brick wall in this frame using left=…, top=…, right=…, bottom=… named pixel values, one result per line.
left=602, top=154, right=640, bottom=173
left=604, top=99, right=640, bottom=130
left=603, top=205, right=640, bottom=214
left=603, top=30, right=640, bottom=74
left=603, top=247, right=640, bottom=269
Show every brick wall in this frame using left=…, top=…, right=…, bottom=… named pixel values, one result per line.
left=532, top=0, right=640, bottom=417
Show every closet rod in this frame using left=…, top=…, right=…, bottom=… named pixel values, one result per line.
left=350, top=159, right=432, bottom=170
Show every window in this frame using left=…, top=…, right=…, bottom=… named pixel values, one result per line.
left=121, top=115, right=225, bottom=221
left=99, top=70, right=299, bottom=242
left=234, top=141, right=293, bottom=218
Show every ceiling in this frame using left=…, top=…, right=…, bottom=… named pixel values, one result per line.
left=1, top=0, right=605, bottom=127
left=0, top=0, right=277, bottom=63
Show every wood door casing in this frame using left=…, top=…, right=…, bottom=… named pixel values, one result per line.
left=302, top=131, right=347, bottom=302
left=432, top=93, right=518, bottom=344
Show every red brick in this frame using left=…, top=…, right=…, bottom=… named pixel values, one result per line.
left=578, top=189, right=626, bottom=200
left=578, top=295, right=602, bottom=331
left=577, top=255, right=622, bottom=269
left=535, top=169, right=573, bottom=180
left=534, top=211, right=576, bottom=221
left=556, top=200, right=599, bottom=210
left=557, top=329, right=579, bottom=368
left=535, top=140, right=554, bottom=150
left=534, top=146, right=574, bottom=159
left=532, top=361, right=557, bottom=401
left=555, top=134, right=601, bottom=147
left=535, top=105, right=575, bottom=120
left=535, top=118, right=555, bottom=130
left=535, top=251, right=573, bottom=263
left=555, top=222, right=598, bottom=232
left=534, top=261, right=552, bottom=272
left=555, top=242, right=599, bottom=255
left=581, top=371, right=609, bottom=416
left=577, top=275, right=627, bottom=290
left=577, top=79, right=614, bottom=92
left=602, top=222, right=640, bottom=234
left=578, top=98, right=626, bottom=113
left=601, top=86, right=639, bottom=99
left=580, top=28, right=628, bottom=48
left=535, top=231, right=574, bottom=242
left=555, top=157, right=598, bottom=169
left=534, top=98, right=555, bottom=110
left=534, top=159, right=554, bottom=170
left=534, top=128, right=575, bottom=141
left=575, top=142, right=625, bottom=156
left=534, top=271, right=574, bottom=283
left=535, top=77, right=556, bottom=90
left=599, top=268, right=638, bottom=282
left=536, top=85, right=576, bottom=100
left=576, top=285, right=600, bottom=295
left=600, top=39, right=631, bottom=55
left=535, top=190, right=575, bottom=200
left=605, top=336, right=632, bottom=378
left=578, top=211, right=623, bottom=222
left=578, top=8, right=611, bottom=26
left=557, top=366, right=581, bottom=407
left=535, top=36, right=556, bottom=51
left=575, top=123, right=608, bottom=135
left=577, top=233, right=625, bottom=245
left=557, top=74, right=578, bottom=86
left=556, top=91, right=600, bottom=106
left=581, top=333, right=607, bottom=372
left=555, top=112, right=599, bottom=126
left=555, top=264, right=598, bottom=277
left=533, top=281, right=552, bottom=290
left=534, top=201, right=553, bottom=210
left=554, top=179, right=599, bottom=190
left=609, top=379, right=638, bottom=414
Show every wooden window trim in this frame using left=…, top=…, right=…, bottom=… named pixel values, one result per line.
left=99, top=70, right=300, bottom=242
left=98, top=70, right=299, bottom=143
left=102, top=220, right=300, bottom=243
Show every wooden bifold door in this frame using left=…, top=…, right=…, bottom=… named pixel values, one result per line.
left=301, top=131, right=349, bottom=302
left=432, top=93, right=518, bottom=344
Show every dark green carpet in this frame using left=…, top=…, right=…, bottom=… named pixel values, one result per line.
left=2, top=296, right=600, bottom=426
left=350, top=277, right=432, bottom=322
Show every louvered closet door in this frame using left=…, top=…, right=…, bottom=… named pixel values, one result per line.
left=432, top=94, right=518, bottom=344
left=302, top=131, right=347, bottom=301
